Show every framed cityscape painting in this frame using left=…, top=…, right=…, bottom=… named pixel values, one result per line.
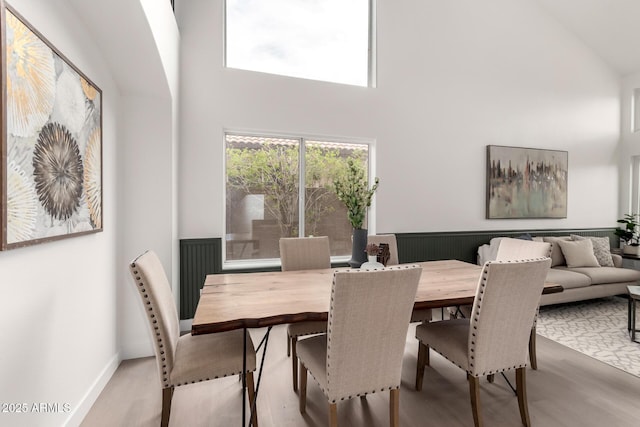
left=486, top=145, right=567, bottom=219
left=1, top=2, right=102, bottom=250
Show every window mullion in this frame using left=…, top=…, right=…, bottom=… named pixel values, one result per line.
left=299, top=139, right=306, bottom=237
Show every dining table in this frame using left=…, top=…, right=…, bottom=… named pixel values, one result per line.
left=192, top=259, right=562, bottom=334
left=191, top=259, right=563, bottom=426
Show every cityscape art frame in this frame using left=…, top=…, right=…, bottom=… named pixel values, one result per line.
left=1, top=2, right=102, bottom=250
left=486, top=145, right=567, bottom=219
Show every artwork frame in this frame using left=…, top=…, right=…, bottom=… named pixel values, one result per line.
left=486, top=145, right=567, bottom=219
left=1, top=2, right=102, bottom=250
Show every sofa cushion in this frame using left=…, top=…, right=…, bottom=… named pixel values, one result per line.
left=557, top=239, right=600, bottom=268
left=546, top=268, right=592, bottom=289
left=566, top=266, right=640, bottom=285
left=570, top=235, right=614, bottom=267
left=543, top=236, right=571, bottom=267
left=496, top=237, right=551, bottom=261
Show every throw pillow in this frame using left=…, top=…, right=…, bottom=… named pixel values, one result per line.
left=543, top=236, right=572, bottom=267
left=570, top=235, right=614, bottom=267
left=557, top=239, right=600, bottom=268
left=515, top=233, right=533, bottom=241
left=496, top=237, right=551, bottom=261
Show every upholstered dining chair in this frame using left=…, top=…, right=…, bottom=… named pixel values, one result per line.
left=368, top=233, right=432, bottom=323
left=129, top=250, right=258, bottom=427
left=415, top=258, right=551, bottom=427
left=279, top=236, right=331, bottom=391
left=297, top=265, right=422, bottom=427
left=450, top=237, right=551, bottom=370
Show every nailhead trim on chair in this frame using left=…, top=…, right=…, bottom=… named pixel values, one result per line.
left=131, top=262, right=172, bottom=388
left=132, top=258, right=254, bottom=390
left=322, top=266, right=414, bottom=404
left=466, top=260, right=537, bottom=376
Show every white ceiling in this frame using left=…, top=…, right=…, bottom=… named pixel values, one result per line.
left=66, top=0, right=168, bottom=96
left=62, top=0, right=640, bottom=98
left=534, top=0, right=640, bottom=76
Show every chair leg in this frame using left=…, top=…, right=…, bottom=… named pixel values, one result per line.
left=329, top=402, right=338, bottom=427
left=390, top=388, right=399, bottom=427
left=299, top=363, right=308, bottom=414
left=529, top=327, right=537, bottom=370
left=246, top=371, right=259, bottom=427
left=415, top=342, right=429, bottom=391
left=287, top=334, right=291, bottom=357
left=467, top=374, right=483, bottom=427
left=291, top=337, right=298, bottom=391
left=516, top=367, right=531, bottom=427
left=161, top=387, right=174, bottom=427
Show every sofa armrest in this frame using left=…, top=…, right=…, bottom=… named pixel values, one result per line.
left=612, top=253, right=622, bottom=268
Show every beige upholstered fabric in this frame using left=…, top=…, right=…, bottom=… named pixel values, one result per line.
left=417, top=259, right=551, bottom=427
left=279, top=237, right=331, bottom=391
left=495, top=237, right=551, bottom=261
left=417, top=258, right=551, bottom=377
left=545, top=268, right=592, bottom=289
left=367, top=234, right=399, bottom=265
left=279, top=236, right=331, bottom=271
left=452, top=237, right=551, bottom=318
left=366, top=234, right=429, bottom=323
left=297, top=265, right=422, bottom=403
left=129, top=251, right=257, bottom=426
left=543, top=236, right=572, bottom=266
left=557, top=239, right=600, bottom=268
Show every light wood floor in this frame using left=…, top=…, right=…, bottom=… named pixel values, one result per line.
left=81, top=324, right=640, bottom=426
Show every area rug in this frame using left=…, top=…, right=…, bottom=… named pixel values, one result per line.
left=536, top=296, right=640, bottom=377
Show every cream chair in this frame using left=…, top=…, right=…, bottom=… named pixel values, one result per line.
left=415, top=258, right=551, bottom=427
left=450, top=237, right=551, bottom=370
left=368, top=233, right=431, bottom=323
left=129, top=250, right=258, bottom=427
left=297, top=265, right=422, bottom=427
left=279, top=236, right=331, bottom=391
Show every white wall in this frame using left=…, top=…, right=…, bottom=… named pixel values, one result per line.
left=0, top=1, right=119, bottom=426
left=620, top=72, right=640, bottom=215
left=177, top=0, right=621, bottom=238
left=0, top=0, right=179, bottom=425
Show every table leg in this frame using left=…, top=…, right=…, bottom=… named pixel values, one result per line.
left=239, top=326, right=272, bottom=427
left=242, top=328, right=247, bottom=427
left=629, top=297, right=632, bottom=332
left=632, top=299, right=637, bottom=343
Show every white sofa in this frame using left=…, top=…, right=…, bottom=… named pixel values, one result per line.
left=477, top=236, right=640, bottom=306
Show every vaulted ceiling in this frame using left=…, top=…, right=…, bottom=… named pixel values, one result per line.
left=534, top=0, right=640, bottom=76
left=65, top=0, right=640, bottom=100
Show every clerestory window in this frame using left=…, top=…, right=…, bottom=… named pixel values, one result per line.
left=225, top=0, right=374, bottom=87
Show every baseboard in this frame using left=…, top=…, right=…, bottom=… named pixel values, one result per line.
left=63, top=352, right=120, bottom=427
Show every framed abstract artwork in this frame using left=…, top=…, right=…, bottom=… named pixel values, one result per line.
left=1, top=2, right=102, bottom=250
left=486, top=145, right=567, bottom=219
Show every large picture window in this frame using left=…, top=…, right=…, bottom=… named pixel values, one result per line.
left=225, top=133, right=373, bottom=264
left=225, top=0, right=373, bottom=87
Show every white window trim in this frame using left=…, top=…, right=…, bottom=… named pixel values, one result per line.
left=222, top=128, right=377, bottom=270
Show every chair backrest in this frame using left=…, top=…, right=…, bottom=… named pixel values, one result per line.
left=279, top=236, right=331, bottom=271
left=129, top=250, right=180, bottom=389
left=495, top=237, right=551, bottom=261
left=325, top=265, right=422, bottom=402
left=367, top=234, right=399, bottom=265
left=467, top=258, right=551, bottom=376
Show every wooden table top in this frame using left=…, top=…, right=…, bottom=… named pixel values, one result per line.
left=192, top=260, right=563, bottom=335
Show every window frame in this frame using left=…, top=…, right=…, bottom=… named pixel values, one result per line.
left=223, top=0, right=376, bottom=88
left=222, top=129, right=377, bottom=270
